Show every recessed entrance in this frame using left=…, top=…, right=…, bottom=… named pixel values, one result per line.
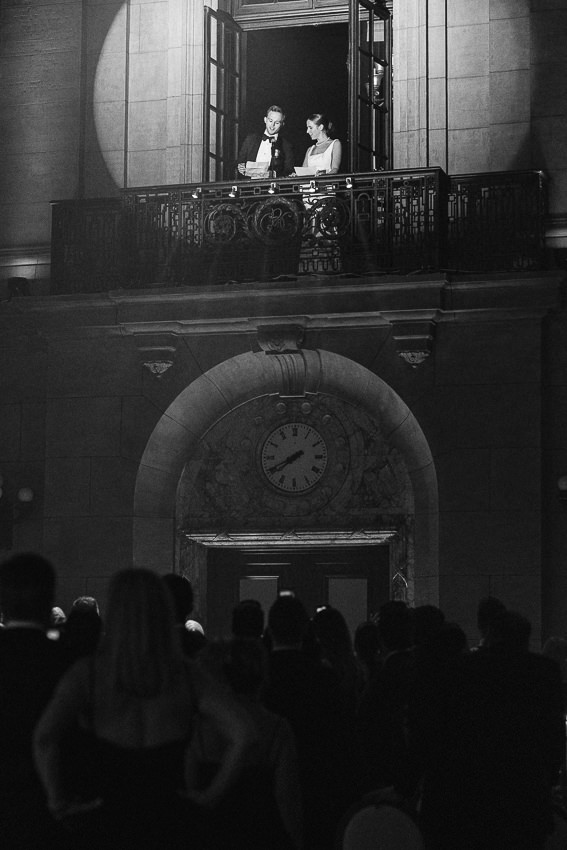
left=205, top=544, right=390, bottom=640
left=134, top=349, right=439, bottom=618
left=244, top=24, right=349, bottom=167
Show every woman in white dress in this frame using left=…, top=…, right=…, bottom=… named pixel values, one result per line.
left=298, top=114, right=343, bottom=261
left=302, top=113, right=342, bottom=176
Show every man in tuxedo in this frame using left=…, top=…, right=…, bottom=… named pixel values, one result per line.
left=0, top=552, right=69, bottom=848
left=237, top=105, right=294, bottom=179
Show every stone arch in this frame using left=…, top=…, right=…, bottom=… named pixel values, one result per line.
left=133, top=349, right=438, bottom=603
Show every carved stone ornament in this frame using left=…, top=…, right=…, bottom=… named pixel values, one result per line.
left=391, top=570, right=409, bottom=602
left=177, top=393, right=412, bottom=534
left=143, top=360, right=173, bottom=377
left=398, top=350, right=430, bottom=368
left=256, top=324, right=304, bottom=354
left=391, top=317, right=436, bottom=368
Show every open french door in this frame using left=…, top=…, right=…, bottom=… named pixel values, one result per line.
left=203, top=8, right=245, bottom=182
left=348, top=0, right=392, bottom=172
left=204, top=0, right=392, bottom=179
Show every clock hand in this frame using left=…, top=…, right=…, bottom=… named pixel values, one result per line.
left=266, top=449, right=304, bottom=474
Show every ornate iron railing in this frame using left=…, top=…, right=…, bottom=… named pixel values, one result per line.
left=447, top=170, right=548, bottom=272
left=50, top=168, right=549, bottom=293
left=50, top=198, right=123, bottom=295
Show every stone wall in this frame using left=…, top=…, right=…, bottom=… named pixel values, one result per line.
left=0, top=272, right=564, bottom=645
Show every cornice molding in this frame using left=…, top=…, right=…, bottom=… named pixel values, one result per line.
left=1, top=273, right=563, bottom=342
left=182, top=530, right=399, bottom=546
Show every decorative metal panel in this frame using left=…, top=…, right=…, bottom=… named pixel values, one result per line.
left=49, top=168, right=549, bottom=293
left=447, top=171, right=548, bottom=272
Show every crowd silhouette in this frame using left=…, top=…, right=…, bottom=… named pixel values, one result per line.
left=0, top=551, right=565, bottom=850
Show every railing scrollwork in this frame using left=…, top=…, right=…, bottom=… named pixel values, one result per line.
left=50, top=168, right=549, bottom=293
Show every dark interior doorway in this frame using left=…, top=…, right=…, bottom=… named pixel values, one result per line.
left=206, top=545, right=390, bottom=640
left=243, top=24, right=349, bottom=169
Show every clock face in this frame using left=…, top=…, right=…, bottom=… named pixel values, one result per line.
left=261, top=422, right=328, bottom=493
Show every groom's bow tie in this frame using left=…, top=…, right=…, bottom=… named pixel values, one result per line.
left=262, top=134, right=276, bottom=141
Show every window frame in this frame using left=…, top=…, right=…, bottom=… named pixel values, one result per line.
left=203, top=7, right=245, bottom=182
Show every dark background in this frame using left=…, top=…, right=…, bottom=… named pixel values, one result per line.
left=244, top=24, right=349, bottom=169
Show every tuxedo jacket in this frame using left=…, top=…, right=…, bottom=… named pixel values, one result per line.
left=237, top=133, right=294, bottom=179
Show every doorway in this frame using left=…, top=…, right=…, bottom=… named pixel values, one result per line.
left=244, top=24, right=349, bottom=169
left=206, top=545, right=390, bottom=640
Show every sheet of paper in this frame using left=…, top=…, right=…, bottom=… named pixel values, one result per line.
left=294, top=166, right=317, bottom=176
left=245, top=161, right=269, bottom=179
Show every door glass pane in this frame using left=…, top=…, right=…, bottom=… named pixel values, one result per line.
left=209, top=20, right=218, bottom=62
left=328, top=577, right=367, bottom=639
left=226, top=72, right=238, bottom=112
left=209, top=64, right=218, bottom=109
left=225, top=28, right=237, bottom=65
left=240, top=576, right=279, bottom=613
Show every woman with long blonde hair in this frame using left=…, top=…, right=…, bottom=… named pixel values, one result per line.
left=34, top=568, right=252, bottom=849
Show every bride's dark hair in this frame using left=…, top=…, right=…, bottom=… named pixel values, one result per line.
left=308, top=113, right=335, bottom=138
left=99, top=568, right=185, bottom=699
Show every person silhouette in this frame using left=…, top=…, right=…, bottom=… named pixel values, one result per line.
left=0, top=552, right=69, bottom=849
left=34, top=568, right=253, bottom=849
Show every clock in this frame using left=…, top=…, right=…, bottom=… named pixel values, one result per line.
left=261, top=422, right=328, bottom=493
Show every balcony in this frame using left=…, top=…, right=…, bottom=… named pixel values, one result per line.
left=50, top=168, right=549, bottom=295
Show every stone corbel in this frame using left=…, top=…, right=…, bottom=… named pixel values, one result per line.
left=139, top=342, right=176, bottom=379
left=391, top=318, right=436, bottom=368
left=255, top=323, right=305, bottom=354
left=143, top=359, right=173, bottom=378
